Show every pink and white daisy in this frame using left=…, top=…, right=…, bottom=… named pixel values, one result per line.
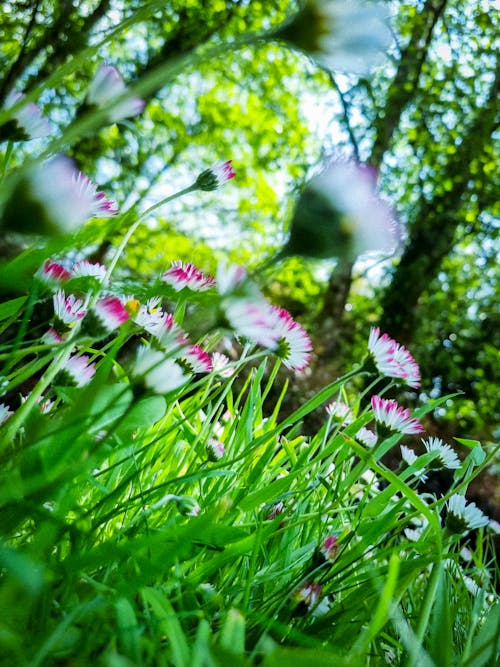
left=368, top=327, right=421, bottom=388
left=131, top=346, right=188, bottom=394
left=134, top=297, right=167, bottom=336
left=422, top=436, right=460, bottom=470
left=53, top=290, right=87, bottom=327
left=155, top=313, right=188, bottom=352
left=195, top=160, right=235, bottom=191
left=28, top=156, right=118, bottom=234
left=280, top=0, right=391, bottom=74
left=325, top=400, right=353, bottom=425
left=269, top=306, right=312, bottom=371
left=216, top=262, right=247, bottom=295
left=211, top=352, right=234, bottom=378
left=320, top=535, right=339, bottom=561
left=0, top=402, right=13, bottom=426
left=266, top=501, right=285, bottom=520
left=224, top=298, right=280, bottom=349
left=356, top=426, right=377, bottom=448
left=41, top=327, right=65, bottom=344
left=162, top=261, right=216, bottom=292
left=93, top=296, right=130, bottom=333
left=182, top=345, right=213, bottom=373
left=71, top=260, right=107, bottom=280
left=86, top=62, right=145, bottom=123
left=37, top=259, right=71, bottom=286
left=371, top=395, right=424, bottom=435
left=206, top=437, right=225, bottom=461
left=446, top=494, right=489, bottom=533
left=38, top=397, right=55, bottom=414
left=285, top=160, right=400, bottom=261
left=2, top=90, right=50, bottom=140
left=60, top=354, right=96, bottom=387
left=294, top=582, right=330, bottom=616
left=72, top=171, right=119, bottom=218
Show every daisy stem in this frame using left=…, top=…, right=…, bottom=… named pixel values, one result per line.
left=102, top=183, right=197, bottom=287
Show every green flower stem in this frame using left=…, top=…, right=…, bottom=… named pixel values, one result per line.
left=102, top=183, right=197, bottom=288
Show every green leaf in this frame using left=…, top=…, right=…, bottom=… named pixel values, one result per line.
left=461, top=602, right=500, bottom=667
left=219, top=608, right=245, bottom=656
left=141, top=587, right=190, bottom=667
left=0, top=544, right=44, bottom=594
left=114, top=395, right=166, bottom=438
left=238, top=474, right=296, bottom=512
left=428, top=569, right=453, bottom=667
left=262, top=646, right=357, bottom=667
left=454, top=438, right=482, bottom=449
left=115, top=597, right=141, bottom=665
left=0, top=296, right=27, bottom=321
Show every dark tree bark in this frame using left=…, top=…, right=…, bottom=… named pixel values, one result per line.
left=379, top=65, right=500, bottom=344
left=315, top=0, right=448, bottom=348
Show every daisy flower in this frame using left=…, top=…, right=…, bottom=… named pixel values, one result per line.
left=71, top=260, right=107, bottom=280
left=72, top=171, right=119, bottom=218
left=195, top=160, right=235, bottom=191
left=445, top=494, right=489, bottom=533
left=162, top=261, right=216, bottom=292
left=182, top=345, right=213, bottom=373
left=269, top=306, right=312, bottom=371
left=11, top=156, right=118, bottom=235
left=131, top=346, right=188, bottom=394
left=325, top=400, right=353, bottom=425
left=36, top=259, right=71, bottom=286
left=371, top=395, right=424, bottom=435
left=320, top=535, right=339, bottom=562
left=355, top=426, right=377, bottom=448
left=41, top=328, right=65, bottom=344
left=294, top=582, right=330, bottom=616
left=422, top=436, right=460, bottom=470
left=276, top=0, right=391, bottom=74
left=92, top=296, right=130, bottom=333
left=211, top=352, right=234, bottom=378
left=133, top=297, right=165, bottom=335
left=224, top=298, right=280, bottom=349
left=284, top=160, right=400, bottom=261
left=404, top=516, right=429, bottom=542
left=206, top=438, right=225, bottom=462
left=216, top=262, right=247, bottom=295
left=1, top=90, right=50, bottom=140
left=367, top=327, right=421, bottom=388
left=155, top=314, right=188, bottom=352
left=53, top=290, right=87, bottom=328
left=266, top=501, right=285, bottom=520
left=59, top=354, right=96, bottom=387
left=400, top=445, right=428, bottom=482
left=85, top=62, right=145, bottom=123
